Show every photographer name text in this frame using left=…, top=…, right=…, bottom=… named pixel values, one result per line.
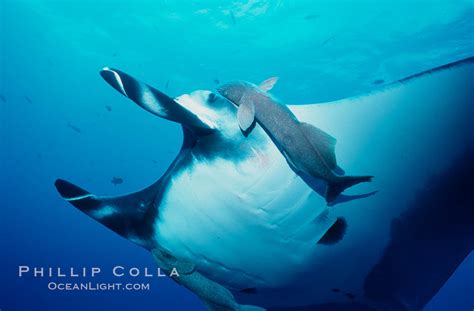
left=18, top=265, right=180, bottom=278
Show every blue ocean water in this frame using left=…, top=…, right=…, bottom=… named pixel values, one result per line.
left=0, top=1, right=473, bottom=310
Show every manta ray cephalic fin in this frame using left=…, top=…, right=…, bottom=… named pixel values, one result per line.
left=100, top=67, right=214, bottom=135
left=54, top=179, right=160, bottom=248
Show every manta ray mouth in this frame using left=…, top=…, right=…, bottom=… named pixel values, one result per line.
left=100, top=67, right=214, bottom=135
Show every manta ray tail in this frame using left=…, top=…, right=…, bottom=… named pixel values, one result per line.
left=326, top=175, right=373, bottom=204
left=55, top=179, right=159, bottom=249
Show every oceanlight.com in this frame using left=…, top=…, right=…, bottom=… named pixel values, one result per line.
left=47, top=282, right=150, bottom=291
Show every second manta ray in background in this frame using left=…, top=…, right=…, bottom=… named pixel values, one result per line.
left=217, top=80, right=373, bottom=203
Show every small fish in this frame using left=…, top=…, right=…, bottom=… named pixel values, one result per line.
left=230, top=11, right=236, bottom=25
left=304, top=14, right=319, bottom=20
left=165, top=80, right=170, bottom=89
left=105, top=105, right=112, bottom=112
left=152, top=159, right=158, bottom=164
left=25, top=96, right=32, bottom=104
left=321, top=36, right=335, bottom=47
left=67, top=122, right=82, bottom=134
left=47, top=59, right=54, bottom=66
left=0, top=94, right=6, bottom=103
left=213, top=78, right=220, bottom=84
left=111, top=176, right=124, bottom=185
left=112, top=52, right=117, bottom=57
left=372, top=79, right=385, bottom=85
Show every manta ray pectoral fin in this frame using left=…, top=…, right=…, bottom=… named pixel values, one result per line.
left=100, top=67, right=213, bottom=135
left=237, top=94, right=256, bottom=133
left=55, top=179, right=159, bottom=248
left=299, top=122, right=338, bottom=170
left=258, top=76, right=279, bottom=92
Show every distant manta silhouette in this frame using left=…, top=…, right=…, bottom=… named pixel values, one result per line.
left=55, top=57, right=473, bottom=311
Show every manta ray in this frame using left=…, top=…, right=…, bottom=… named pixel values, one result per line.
left=55, top=57, right=474, bottom=311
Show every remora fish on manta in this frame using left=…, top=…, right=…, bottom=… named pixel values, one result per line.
left=217, top=80, right=373, bottom=203
left=55, top=57, right=474, bottom=311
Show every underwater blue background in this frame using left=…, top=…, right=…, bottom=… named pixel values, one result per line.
left=1, top=0, right=473, bottom=310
